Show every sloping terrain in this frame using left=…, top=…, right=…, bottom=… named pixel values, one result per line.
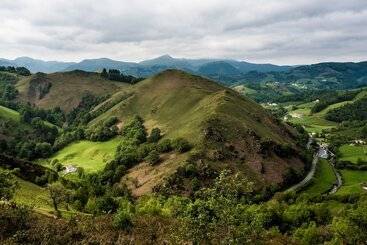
left=89, top=70, right=307, bottom=195
left=15, top=70, right=128, bottom=112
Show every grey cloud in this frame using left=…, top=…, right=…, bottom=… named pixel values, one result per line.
left=0, top=0, right=366, bottom=64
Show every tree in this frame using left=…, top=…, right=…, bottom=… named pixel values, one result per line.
left=101, top=68, right=108, bottom=78
left=48, top=182, right=67, bottom=217
left=148, top=128, right=161, bottom=143
left=2, top=85, right=18, bottom=101
left=0, top=169, right=17, bottom=200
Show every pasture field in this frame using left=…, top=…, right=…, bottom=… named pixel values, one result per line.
left=13, top=176, right=51, bottom=209
left=338, top=144, right=367, bottom=164
left=337, top=170, right=367, bottom=195
left=287, top=102, right=337, bottom=133
left=45, top=137, right=121, bottom=172
left=302, top=159, right=336, bottom=196
left=13, top=176, right=84, bottom=217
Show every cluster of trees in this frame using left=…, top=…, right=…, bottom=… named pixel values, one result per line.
left=0, top=116, right=58, bottom=160
left=101, top=68, right=143, bottom=84
left=109, top=116, right=190, bottom=170
left=66, top=93, right=107, bottom=126
left=326, top=97, right=367, bottom=122
left=0, top=66, right=31, bottom=76
left=1, top=84, right=18, bottom=101
left=20, top=105, right=64, bottom=127
left=86, top=116, right=119, bottom=141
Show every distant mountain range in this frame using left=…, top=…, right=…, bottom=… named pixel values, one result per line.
left=0, top=55, right=291, bottom=77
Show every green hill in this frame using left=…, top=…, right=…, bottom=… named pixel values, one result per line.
left=88, top=70, right=306, bottom=195
left=15, top=70, right=129, bottom=112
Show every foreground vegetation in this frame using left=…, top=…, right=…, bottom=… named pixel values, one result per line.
left=1, top=65, right=367, bottom=243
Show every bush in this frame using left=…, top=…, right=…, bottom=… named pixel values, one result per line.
left=114, top=199, right=135, bottom=230
left=0, top=169, right=18, bottom=200
left=145, top=150, right=160, bottom=165
left=172, top=138, right=191, bottom=153
left=157, top=139, right=172, bottom=153
left=95, top=196, right=118, bottom=214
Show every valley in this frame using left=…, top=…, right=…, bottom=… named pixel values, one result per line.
left=1, top=62, right=367, bottom=244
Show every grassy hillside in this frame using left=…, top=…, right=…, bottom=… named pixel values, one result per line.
left=286, top=89, right=367, bottom=133
left=44, top=137, right=121, bottom=172
left=87, top=70, right=306, bottom=195
left=16, top=70, right=129, bottom=112
left=287, top=101, right=337, bottom=133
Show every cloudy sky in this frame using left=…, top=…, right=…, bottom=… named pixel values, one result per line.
left=0, top=0, right=366, bottom=64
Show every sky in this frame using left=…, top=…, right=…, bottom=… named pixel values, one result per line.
left=0, top=0, right=366, bottom=65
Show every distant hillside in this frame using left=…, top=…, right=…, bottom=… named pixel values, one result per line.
left=0, top=57, right=75, bottom=73
left=15, top=70, right=128, bottom=112
left=0, top=55, right=291, bottom=77
left=89, top=70, right=307, bottom=195
left=235, top=61, right=367, bottom=102
left=64, top=58, right=137, bottom=72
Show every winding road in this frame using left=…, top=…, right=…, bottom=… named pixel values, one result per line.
left=285, top=137, right=317, bottom=193
left=285, top=137, right=342, bottom=194
left=286, top=151, right=318, bottom=193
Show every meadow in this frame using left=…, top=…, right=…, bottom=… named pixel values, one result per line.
left=302, top=159, right=336, bottom=196
left=338, top=144, right=367, bottom=164
left=287, top=101, right=337, bottom=133
left=45, top=137, right=121, bottom=172
left=338, top=170, right=367, bottom=195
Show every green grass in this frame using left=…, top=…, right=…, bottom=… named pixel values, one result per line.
left=302, top=159, right=336, bottom=196
left=287, top=101, right=337, bottom=133
left=0, top=105, right=20, bottom=121
left=13, top=177, right=51, bottom=210
left=338, top=144, right=367, bottom=164
left=338, top=170, right=367, bottom=195
left=45, top=137, right=121, bottom=172
left=13, top=177, right=85, bottom=217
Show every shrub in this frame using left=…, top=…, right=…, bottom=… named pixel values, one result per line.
left=0, top=169, right=18, bottom=200
left=157, top=139, right=172, bottom=153
left=145, top=150, right=160, bottom=165
left=114, top=199, right=135, bottom=230
left=172, top=138, right=191, bottom=153
left=95, top=196, right=118, bottom=214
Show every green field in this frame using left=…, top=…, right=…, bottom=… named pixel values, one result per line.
left=287, top=102, right=337, bottom=133
left=0, top=105, right=20, bottom=121
left=45, top=137, right=121, bottom=172
left=302, top=159, right=336, bottom=196
left=13, top=176, right=51, bottom=210
left=338, top=170, right=367, bottom=195
left=338, top=144, right=367, bottom=164
left=13, top=176, right=84, bottom=217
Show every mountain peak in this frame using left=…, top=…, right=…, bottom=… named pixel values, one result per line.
left=158, top=54, right=173, bottom=59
